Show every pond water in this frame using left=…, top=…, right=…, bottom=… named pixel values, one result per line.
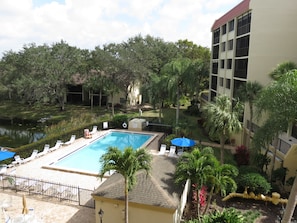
left=0, top=123, right=45, bottom=148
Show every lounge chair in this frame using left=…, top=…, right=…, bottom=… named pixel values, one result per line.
left=11, top=155, right=24, bottom=165
left=62, top=135, right=76, bottom=146
left=177, top=148, right=184, bottom=156
left=103, top=122, right=108, bottom=130
left=168, top=146, right=177, bottom=157
left=0, top=164, right=7, bottom=180
left=37, top=144, right=50, bottom=157
left=49, top=140, right=62, bottom=152
left=90, top=126, right=98, bottom=135
left=158, top=144, right=167, bottom=155
left=22, top=149, right=38, bottom=163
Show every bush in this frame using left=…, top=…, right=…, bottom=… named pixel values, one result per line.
left=237, top=172, right=271, bottom=194
left=234, top=145, right=249, bottom=166
left=112, top=115, right=128, bottom=128
left=199, top=208, right=245, bottom=223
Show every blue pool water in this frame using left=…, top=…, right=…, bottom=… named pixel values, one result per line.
left=51, top=131, right=153, bottom=175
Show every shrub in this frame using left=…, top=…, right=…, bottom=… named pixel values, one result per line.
left=234, top=145, right=249, bottom=166
left=237, top=172, right=271, bottom=194
left=199, top=208, right=245, bottom=223
left=112, top=114, right=128, bottom=128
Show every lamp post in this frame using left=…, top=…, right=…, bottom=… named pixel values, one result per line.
left=98, top=208, right=104, bottom=223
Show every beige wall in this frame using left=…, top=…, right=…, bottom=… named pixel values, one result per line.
left=94, top=197, right=176, bottom=223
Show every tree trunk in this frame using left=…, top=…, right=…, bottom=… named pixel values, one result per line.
left=90, top=90, right=94, bottom=110
left=203, top=186, right=214, bottom=215
left=248, top=102, right=253, bottom=149
left=176, top=88, right=180, bottom=125
left=282, top=173, right=297, bottom=223
left=125, top=178, right=129, bottom=223
left=99, top=90, right=102, bottom=108
left=111, top=93, right=115, bottom=117
left=219, top=136, right=225, bottom=164
left=196, top=188, right=201, bottom=219
left=158, top=100, right=162, bottom=123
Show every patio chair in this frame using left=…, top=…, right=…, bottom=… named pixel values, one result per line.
left=90, top=126, right=98, bottom=135
left=22, top=149, right=38, bottom=163
left=158, top=144, right=167, bottom=155
left=103, top=122, right=108, bottom=130
left=37, top=144, right=50, bottom=157
left=11, top=155, right=24, bottom=165
left=49, top=140, right=62, bottom=152
left=0, top=164, right=7, bottom=180
left=62, top=135, right=76, bottom=146
left=177, top=148, right=184, bottom=156
left=168, top=146, right=177, bottom=157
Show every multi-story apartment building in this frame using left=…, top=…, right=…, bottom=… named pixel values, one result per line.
left=209, top=0, right=297, bottom=183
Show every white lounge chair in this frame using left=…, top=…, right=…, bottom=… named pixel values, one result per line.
left=0, top=164, right=7, bottom=180
left=49, top=140, right=62, bottom=152
left=22, top=150, right=38, bottom=163
left=103, top=122, right=108, bottom=129
left=11, top=155, right=24, bottom=165
left=37, top=144, right=50, bottom=157
left=90, top=126, right=98, bottom=135
left=158, top=144, right=167, bottom=155
left=63, top=135, right=76, bottom=146
left=177, top=148, right=184, bottom=156
left=168, top=146, right=177, bottom=157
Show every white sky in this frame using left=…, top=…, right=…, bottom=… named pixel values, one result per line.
left=0, top=0, right=242, bottom=56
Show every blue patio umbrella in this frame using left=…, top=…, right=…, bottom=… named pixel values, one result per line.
left=171, top=137, right=196, bottom=147
left=0, top=150, right=15, bottom=161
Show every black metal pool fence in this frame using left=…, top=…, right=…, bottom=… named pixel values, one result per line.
left=0, top=174, right=95, bottom=208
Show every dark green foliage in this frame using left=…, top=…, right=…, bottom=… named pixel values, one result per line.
left=185, top=104, right=201, bottom=116
left=237, top=172, right=271, bottom=194
left=199, top=208, right=245, bottom=223
left=112, top=115, right=128, bottom=128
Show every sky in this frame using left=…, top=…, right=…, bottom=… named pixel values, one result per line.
left=0, top=0, right=242, bottom=56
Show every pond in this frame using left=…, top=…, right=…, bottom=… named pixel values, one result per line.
left=0, top=122, right=45, bottom=148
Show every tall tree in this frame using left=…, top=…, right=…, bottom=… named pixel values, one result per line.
left=100, top=147, right=152, bottom=223
left=202, top=95, right=243, bottom=164
left=162, top=58, right=191, bottom=125
left=175, top=147, right=216, bottom=218
left=237, top=81, right=263, bottom=148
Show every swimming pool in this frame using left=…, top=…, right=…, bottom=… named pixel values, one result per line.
left=47, top=131, right=154, bottom=176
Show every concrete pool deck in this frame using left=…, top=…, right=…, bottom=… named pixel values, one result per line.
left=1, top=129, right=163, bottom=222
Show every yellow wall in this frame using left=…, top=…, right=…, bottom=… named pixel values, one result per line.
left=94, top=197, right=175, bottom=223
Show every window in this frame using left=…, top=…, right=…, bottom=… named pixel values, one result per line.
left=227, top=59, right=232, bottom=69
left=212, top=62, right=218, bottom=74
left=228, top=39, right=233, bottom=50
left=221, top=42, right=226, bottom=52
left=222, top=24, right=227, bottom=35
left=211, top=75, right=218, bottom=90
left=220, top=60, right=225, bottom=69
left=237, top=12, right=251, bottom=36
left=228, top=20, right=234, bottom=32
left=236, top=35, right=250, bottom=57
left=212, top=45, right=219, bottom=59
left=213, top=28, right=220, bottom=44
left=226, top=79, right=231, bottom=89
left=234, top=58, right=248, bottom=78
left=219, top=77, right=224, bottom=87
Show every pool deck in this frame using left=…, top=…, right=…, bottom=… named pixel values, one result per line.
left=1, top=129, right=163, bottom=223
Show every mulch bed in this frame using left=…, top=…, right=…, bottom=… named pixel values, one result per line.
left=184, top=195, right=297, bottom=223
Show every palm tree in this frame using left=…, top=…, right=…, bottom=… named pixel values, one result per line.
left=202, top=95, right=243, bottom=164
left=162, top=58, right=191, bottom=125
left=100, top=147, right=152, bottom=223
left=203, top=162, right=238, bottom=214
left=175, top=147, right=217, bottom=218
left=237, top=81, right=262, bottom=148
left=269, top=61, right=297, bottom=80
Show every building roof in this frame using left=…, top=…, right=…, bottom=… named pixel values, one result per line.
left=211, top=0, right=250, bottom=31
left=93, top=155, right=183, bottom=209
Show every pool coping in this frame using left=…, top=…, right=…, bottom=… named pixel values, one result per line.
left=42, top=129, right=159, bottom=177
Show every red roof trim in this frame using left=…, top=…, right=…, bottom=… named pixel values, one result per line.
left=211, top=0, right=251, bottom=31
